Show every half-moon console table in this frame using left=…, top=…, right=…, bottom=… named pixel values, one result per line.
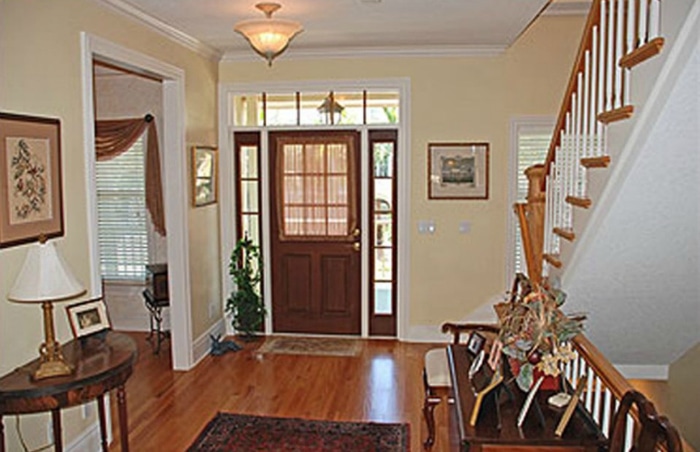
left=0, top=331, right=137, bottom=452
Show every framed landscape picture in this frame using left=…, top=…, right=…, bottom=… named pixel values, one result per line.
left=428, top=142, right=489, bottom=200
left=191, top=145, right=218, bottom=207
left=0, top=112, right=64, bottom=248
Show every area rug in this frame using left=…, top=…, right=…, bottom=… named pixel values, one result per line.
left=188, top=413, right=409, bottom=451
left=256, top=336, right=361, bottom=357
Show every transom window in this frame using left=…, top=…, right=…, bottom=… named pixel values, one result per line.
left=229, top=90, right=400, bottom=127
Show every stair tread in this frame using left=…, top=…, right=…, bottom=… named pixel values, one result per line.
left=566, top=196, right=592, bottom=209
left=581, top=156, right=611, bottom=168
left=598, top=105, right=634, bottom=124
left=620, top=37, right=665, bottom=69
left=553, top=227, right=576, bottom=242
left=544, top=254, right=563, bottom=269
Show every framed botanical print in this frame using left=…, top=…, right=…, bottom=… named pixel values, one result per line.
left=428, top=142, right=489, bottom=200
left=0, top=112, right=64, bottom=248
left=191, top=145, right=218, bottom=207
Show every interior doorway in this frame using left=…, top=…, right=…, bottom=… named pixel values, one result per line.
left=81, top=33, right=193, bottom=370
left=269, top=131, right=362, bottom=335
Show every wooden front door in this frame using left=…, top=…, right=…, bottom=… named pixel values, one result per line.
left=269, top=131, right=362, bottom=335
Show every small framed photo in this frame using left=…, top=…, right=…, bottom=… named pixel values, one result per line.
left=191, top=145, right=218, bottom=207
left=428, top=142, right=489, bottom=200
left=0, top=112, right=64, bottom=248
left=466, top=332, right=486, bottom=356
left=66, top=298, right=111, bottom=338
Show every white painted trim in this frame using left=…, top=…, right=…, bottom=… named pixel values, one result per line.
left=81, top=33, right=194, bottom=371
left=218, top=78, right=411, bottom=339
left=405, top=325, right=451, bottom=343
left=221, top=45, right=506, bottom=63
left=614, top=364, right=669, bottom=380
left=192, top=318, right=226, bottom=366
left=562, top=1, right=700, bottom=284
left=94, top=0, right=221, bottom=61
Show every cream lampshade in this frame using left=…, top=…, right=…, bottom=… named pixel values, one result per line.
left=234, top=2, right=303, bottom=66
left=8, top=240, right=86, bottom=380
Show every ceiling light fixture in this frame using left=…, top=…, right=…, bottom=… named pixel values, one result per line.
left=234, top=2, right=303, bottom=67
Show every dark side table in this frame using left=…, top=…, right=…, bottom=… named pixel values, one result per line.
left=0, top=331, right=137, bottom=452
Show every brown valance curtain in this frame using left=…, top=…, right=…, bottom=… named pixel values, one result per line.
left=95, top=114, right=166, bottom=236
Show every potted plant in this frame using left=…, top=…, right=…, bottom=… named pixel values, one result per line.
left=495, top=275, right=586, bottom=392
left=226, top=237, right=265, bottom=339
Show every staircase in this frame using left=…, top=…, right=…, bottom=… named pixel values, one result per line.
left=518, top=0, right=699, bottom=372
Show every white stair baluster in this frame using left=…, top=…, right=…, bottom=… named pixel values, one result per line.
left=606, top=0, right=615, bottom=111
left=639, top=0, right=649, bottom=44
left=614, top=0, right=624, bottom=109
left=649, top=0, right=660, bottom=39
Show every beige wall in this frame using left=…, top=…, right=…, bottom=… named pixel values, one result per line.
left=0, top=0, right=218, bottom=448
left=669, top=343, right=700, bottom=449
left=219, top=15, right=585, bottom=328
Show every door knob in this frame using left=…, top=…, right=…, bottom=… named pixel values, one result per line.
left=352, top=228, right=361, bottom=238
left=352, top=242, right=360, bottom=251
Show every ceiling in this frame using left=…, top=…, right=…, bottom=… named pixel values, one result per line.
left=101, top=0, right=590, bottom=60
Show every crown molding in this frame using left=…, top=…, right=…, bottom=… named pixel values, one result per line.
left=96, top=0, right=222, bottom=61
left=221, top=45, right=506, bottom=63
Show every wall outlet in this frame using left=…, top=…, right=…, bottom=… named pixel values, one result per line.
left=208, top=301, right=218, bottom=319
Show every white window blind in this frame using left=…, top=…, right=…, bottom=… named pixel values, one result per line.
left=514, top=124, right=552, bottom=275
left=96, top=135, right=148, bottom=280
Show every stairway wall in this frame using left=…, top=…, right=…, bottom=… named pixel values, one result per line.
left=669, top=342, right=700, bottom=450
left=562, top=21, right=699, bottom=373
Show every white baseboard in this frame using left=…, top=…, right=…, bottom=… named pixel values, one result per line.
left=192, top=318, right=226, bottom=366
left=66, top=421, right=102, bottom=452
left=404, top=324, right=451, bottom=343
left=614, top=364, right=669, bottom=380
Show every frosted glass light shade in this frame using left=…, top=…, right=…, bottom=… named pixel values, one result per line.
left=8, top=241, right=86, bottom=303
left=234, top=3, right=303, bottom=66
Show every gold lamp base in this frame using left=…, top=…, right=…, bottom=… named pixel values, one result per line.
left=33, top=354, right=74, bottom=380
left=32, top=301, right=74, bottom=381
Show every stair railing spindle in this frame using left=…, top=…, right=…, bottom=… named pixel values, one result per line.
left=649, top=0, right=660, bottom=39
left=607, top=0, right=615, bottom=111
left=614, top=0, right=625, bottom=109
left=639, top=0, right=649, bottom=44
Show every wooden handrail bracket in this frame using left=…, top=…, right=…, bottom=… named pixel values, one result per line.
left=620, top=37, right=665, bottom=69
left=566, top=196, right=592, bottom=209
left=598, top=105, right=634, bottom=124
left=553, top=227, right=575, bottom=242
left=581, top=156, right=611, bottom=168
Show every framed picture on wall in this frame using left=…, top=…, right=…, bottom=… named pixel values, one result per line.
left=191, top=145, right=218, bottom=207
left=0, top=112, right=64, bottom=248
left=428, top=142, right=489, bottom=200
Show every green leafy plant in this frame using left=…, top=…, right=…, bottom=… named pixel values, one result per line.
left=226, top=237, right=265, bottom=338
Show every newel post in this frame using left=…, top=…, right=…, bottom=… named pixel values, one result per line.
left=524, top=164, right=546, bottom=283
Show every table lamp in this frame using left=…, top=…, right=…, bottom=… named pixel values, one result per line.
left=7, top=239, right=86, bottom=380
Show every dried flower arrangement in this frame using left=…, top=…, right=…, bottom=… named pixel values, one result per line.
left=495, top=274, right=586, bottom=392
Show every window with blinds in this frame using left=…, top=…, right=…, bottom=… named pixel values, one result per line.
left=96, top=135, right=148, bottom=280
left=513, top=123, right=553, bottom=275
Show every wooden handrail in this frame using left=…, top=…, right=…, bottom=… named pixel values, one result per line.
left=572, top=333, right=634, bottom=401
left=542, top=0, right=602, bottom=188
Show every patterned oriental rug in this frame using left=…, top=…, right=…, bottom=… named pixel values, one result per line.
left=188, top=413, right=409, bottom=452
left=256, top=336, right=361, bottom=357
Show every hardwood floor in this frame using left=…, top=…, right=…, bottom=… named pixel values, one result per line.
left=110, top=332, right=451, bottom=451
